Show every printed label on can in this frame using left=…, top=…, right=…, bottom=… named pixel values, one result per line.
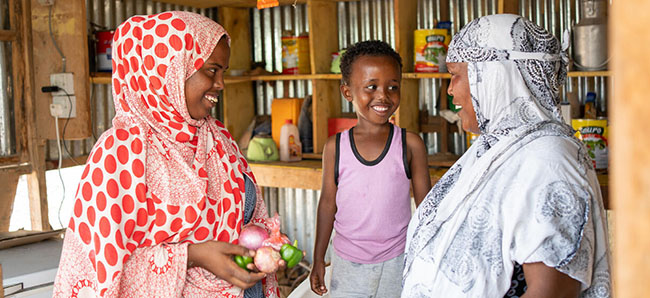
left=572, top=119, right=608, bottom=170
left=414, top=29, right=450, bottom=73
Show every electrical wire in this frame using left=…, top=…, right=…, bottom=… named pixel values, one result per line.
left=60, top=88, right=81, bottom=166
left=48, top=5, right=66, bottom=73
left=89, top=82, right=98, bottom=141
left=54, top=115, right=65, bottom=229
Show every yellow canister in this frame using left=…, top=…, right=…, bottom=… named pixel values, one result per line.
left=414, top=29, right=450, bottom=73
left=572, top=118, right=609, bottom=170
left=282, top=35, right=310, bottom=74
left=466, top=131, right=480, bottom=147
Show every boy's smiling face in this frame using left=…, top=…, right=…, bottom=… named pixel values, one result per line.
left=341, top=55, right=401, bottom=126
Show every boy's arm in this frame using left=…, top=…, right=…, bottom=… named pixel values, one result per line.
left=406, top=132, right=431, bottom=207
left=310, top=135, right=338, bottom=295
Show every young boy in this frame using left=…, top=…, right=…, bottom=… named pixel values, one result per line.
left=310, top=40, right=431, bottom=298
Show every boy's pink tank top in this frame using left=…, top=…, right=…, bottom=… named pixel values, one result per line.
left=333, top=124, right=412, bottom=264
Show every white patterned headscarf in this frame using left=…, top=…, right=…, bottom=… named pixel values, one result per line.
left=402, top=14, right=611, bottom=298
left=447, top=13, right=569, bottom=136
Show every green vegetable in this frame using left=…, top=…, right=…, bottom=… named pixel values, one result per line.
left=280, top=240, right=303, bottom=268
left=234, top=255, right=253, bottom=270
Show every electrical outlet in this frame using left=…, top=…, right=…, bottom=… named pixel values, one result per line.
left=50, top=73, right=74, bottom=96
left=50, top=95, right=76, bottom=118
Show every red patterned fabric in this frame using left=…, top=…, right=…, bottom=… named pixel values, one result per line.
left=53, top=11, right=279, bottom=297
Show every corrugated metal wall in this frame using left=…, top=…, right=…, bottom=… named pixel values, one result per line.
left=263, top=187, right=321, bottom=264
left=0, top=0, right=15, bottom=157
left=520, top=0, right=610, bottom=119
left=0, top=41, right=13, bottom=157
left=251, top=5, right=311, bottom=116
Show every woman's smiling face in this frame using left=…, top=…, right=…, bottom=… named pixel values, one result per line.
left=184, top=36, right=230, bottom=120
left=447, top=62, right=479, bottom=134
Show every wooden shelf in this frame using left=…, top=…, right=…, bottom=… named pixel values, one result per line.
left=90, top=72, right=111, bottom=84
left=225, top=73, right=341, bottom=84
left=90, top=72, right=341, bottom=85
left=567, top=70, right=611, bottom=77
left=154, top=0, right=307, bottom=9
left=250, top=160, right=323, bottom=190
left=403, top=72, right=452, bottom=79
left=402, top=71, right=610, bottom=80
left=250, top=158, right=609, bottom=208
left=90, top=70, right=611, bottom=86
left=250, top=159, right=449, bottom=190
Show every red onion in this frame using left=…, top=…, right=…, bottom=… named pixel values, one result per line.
left=254, top=246, right=281, bottom=273
left=238, top=224, right=269, bottom=251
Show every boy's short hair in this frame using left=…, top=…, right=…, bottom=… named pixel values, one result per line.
left=340, top=40, right=403, bottom=85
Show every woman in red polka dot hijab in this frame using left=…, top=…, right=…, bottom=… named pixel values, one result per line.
left=53, top=11, right=281, bottom=298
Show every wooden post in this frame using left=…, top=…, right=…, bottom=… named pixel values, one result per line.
left=1, top=263, right=4, bottom=298
left=308, top=0, right=340, bottom=154
left=21, top=0, right=50, bottom=231
left=308, top=0, right=338, bottom=75
left=394, top=0, right=419, bottom=133
left=611, top=1, right=650, bottom=297
left=498, top=0, right=520, bottom=14
left=311, top=80, right=340, bottom=154
left=219, top=7, right=254, bottom=142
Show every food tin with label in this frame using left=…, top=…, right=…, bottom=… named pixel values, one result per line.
left=572, top=118, right=608, bottom=170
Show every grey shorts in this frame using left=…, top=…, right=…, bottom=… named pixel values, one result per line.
left=330, top=250, right=404, bottom=298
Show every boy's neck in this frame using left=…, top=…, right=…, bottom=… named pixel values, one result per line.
left=353, top=121, right=392, bottom=135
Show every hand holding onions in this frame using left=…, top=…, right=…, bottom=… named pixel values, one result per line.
left=236, top=214, right=305, bottom=273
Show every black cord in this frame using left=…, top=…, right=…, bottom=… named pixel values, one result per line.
left=60, top=89, right=81, bottom=166
left=90, top=82, right=98, bottom=141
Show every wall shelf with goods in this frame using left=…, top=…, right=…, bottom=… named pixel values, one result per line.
left=90, top=70, right=610, bottom=84
left=85, top=0, right=611, bottom=204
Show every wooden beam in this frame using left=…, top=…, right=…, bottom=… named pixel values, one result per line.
left=611, top=1, right=650, bottom=297
left=396, top=79, right=419, bottom=132
left=21, top=0, right=49, bottom=231
left=155, top=0, right=309, bottom=9
left=308, top=0, right=338, bottom=74
left=219, top=6, right=254, bottom=143
left=10, top=0, right=26, bottom=164
left=222, top=81, right=255, bottom=144
left=394, top=0, right=418, bottom=133
left=250, top=160, right=448, bottom=190
left=0, top=162, right=31, bottom=175
left=311, top=80, right=340, bottom=154
left=498, top=0, right=519, bottom=14
left=0, top=170, right=20, bottom=232
left=45, top=154, right=89, bottom=171
left=31, top=0, right=91, bottom=141
left=250, top=160, right=323, bottom=190
left=219, top=7, right=251, bottom=75
left=0, top=29, right=16, bottom=41
left=439, top=79, right=450, bottom=153
left=394, top=0, right=417, bottom=73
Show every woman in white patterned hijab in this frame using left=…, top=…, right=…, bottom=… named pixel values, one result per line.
left=401, top=14, right=611, bottom=298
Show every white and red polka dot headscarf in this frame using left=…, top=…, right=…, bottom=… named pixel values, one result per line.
left=67, top=11, right=273, bottom=296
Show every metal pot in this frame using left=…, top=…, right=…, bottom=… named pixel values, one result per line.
left=572, top=0, right=609, bottom=71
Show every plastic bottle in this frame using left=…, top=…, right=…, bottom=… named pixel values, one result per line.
left=584, top=92, right=597, bottom=119
left=280, top=119, right=302, bottom=162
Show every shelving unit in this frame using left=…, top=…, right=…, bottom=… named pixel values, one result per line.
left=85, top=0, right=610, bottom=202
